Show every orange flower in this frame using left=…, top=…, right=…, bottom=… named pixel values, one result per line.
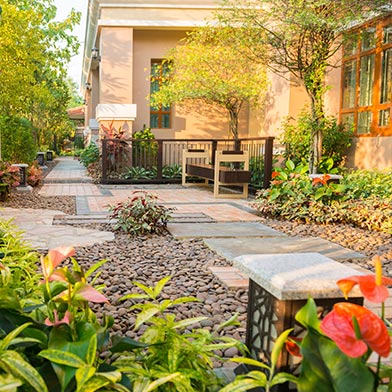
left=337, top=256, right=392, bottom=303
left=271, top=171, right=280, bottom=179
left=320, top=302, right=390, bottom=358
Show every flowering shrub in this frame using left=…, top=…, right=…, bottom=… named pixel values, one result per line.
left=0, top=162, right=20, bottom=188
left=27, top=161, right=43, bottom=187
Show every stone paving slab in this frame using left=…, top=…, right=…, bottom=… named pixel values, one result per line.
left=204, top=236, right=365, bottom=261
left=0, top=208, right=114, bottom=252
left=167, top=222, right=286, bottom=239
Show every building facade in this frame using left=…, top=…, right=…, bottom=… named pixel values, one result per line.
left=81, top=0, right=392, bottom=169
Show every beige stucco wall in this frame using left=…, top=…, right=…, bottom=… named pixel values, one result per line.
left=132, top=29, right=250, bottom=139
left=100, top=27, right=133, bottom=104
left=347, top=137, right=392, bottom=169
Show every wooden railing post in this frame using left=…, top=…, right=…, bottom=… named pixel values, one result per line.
left=211, top=140, right=218, bottom=165
left=101, top=139, right=108, bottom=184
left=157, top=140, right=163, bottom=180
left=263, top=136, right=274, bottom=189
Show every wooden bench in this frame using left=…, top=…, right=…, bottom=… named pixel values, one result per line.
left=182, top=149, right=251, bottom=198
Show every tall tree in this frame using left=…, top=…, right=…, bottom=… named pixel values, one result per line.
left=218, top=0, right=391, bottom=172
left=150, top=26, right=268, bottom=139
left=0, top=0, right=80, bottom=154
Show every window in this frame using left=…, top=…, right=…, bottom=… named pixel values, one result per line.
left=340, top=16, right=392, bottom=136
left=150, top=60, right=171, bottom=129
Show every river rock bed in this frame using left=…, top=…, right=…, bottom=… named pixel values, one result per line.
left=2, top=187, right=392, bottom=363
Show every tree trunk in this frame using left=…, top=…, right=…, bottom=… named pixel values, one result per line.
left=228, top=107, right=239, bottom=139
left=306, top=71, right=325, bottom=174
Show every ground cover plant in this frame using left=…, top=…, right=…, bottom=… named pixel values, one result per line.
left=0, top=221, right=246, bottom=391
left=252, top=160, right=392, bottom=234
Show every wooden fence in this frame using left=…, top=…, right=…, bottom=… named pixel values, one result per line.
left=101, top=137, right=274, bottom=189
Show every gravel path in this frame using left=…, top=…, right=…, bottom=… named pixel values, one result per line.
left=2, top=182, right=391, bottom=362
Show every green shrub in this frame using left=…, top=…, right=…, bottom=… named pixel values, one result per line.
left=342, top=168, right=392, bottom=199
left=280, top=110, right=353, bottom=171
left=0, top=116, right=37, bottom=163
left=122, top=166, right=156, bottom=180
left=74, top=135, right=84, bottom=150
left=253, top=161, right=392, bottom=234
left=0, top=234, right=246, bottom=391
left=79, top=142, right=100, bottom=167
left=0, top=219, right=41, bottom=304
left=115, top=277, right=245, bottom=391
left=132, top=126, right=157, bottom=168
left=107, top=191, right=174, bottom=235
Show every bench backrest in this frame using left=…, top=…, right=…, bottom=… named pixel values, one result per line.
left=215, top=150, right=249, bottom=170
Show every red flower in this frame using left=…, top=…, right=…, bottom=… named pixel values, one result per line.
left=312, top=174, right=331, bottom=186
left=320, top=302, right=390, bottom=358
left=271, top=171, right=280, bottom=179
left=337, top=256, right=392, bottom=303
left=286, top=337, right=302, bottom=357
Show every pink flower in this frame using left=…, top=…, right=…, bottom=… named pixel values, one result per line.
left=41, top=247, right=75, bottom=280
left=45, top=310, right=72, bottom=327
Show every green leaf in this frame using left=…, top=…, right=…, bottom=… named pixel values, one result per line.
left=144, top=372, right=182, bottom=392
left=0, top=289, right=21, bottom=311
left=153, top=276, right=171, bottom=297
left=135, top=304, right=161, bottom=329
left=120, top=293, right=149, bottom=301
left=228, top=357, right=270, bottom=370
left=271, top=372, right=298, bottom=387
left=132, top=281, right=156, bottom=298
left=297, top=329, right=374, bottom=392
left=286, top=160, right=295, bottom=171
left=0, top=374, right=22, bottom=391
left=173, top=317, right=208, bottom=329
left=0, top=322, right=32, bottom=351
left=77, top=376, right=110, bottom=392
left=85, top=259, right=107, bottom=278
left=216, top=312, right=240, bottom=331
left=171, top=296, right=199, bottom=305
left=76, top=366, right=96, bottom=389
left=39, top=349, right=85, bottom=368
left=0, top=351, right=48, bottom=392
left=95, top=370, right=122, bottom=383
left=295, top=298, right=322, bottom=332
left=110, top=336, right=148, bottom=353
left=270, top=328, right=293, bottom=370
left=219, top=377, right=267, bottom=392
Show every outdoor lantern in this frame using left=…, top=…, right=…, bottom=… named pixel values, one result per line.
left=233, top=253, right=365, bottom=392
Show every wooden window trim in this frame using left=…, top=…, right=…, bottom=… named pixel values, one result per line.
left=150, top=59, right=171, bottom=129
left=340, top=15, right=392, bottom=137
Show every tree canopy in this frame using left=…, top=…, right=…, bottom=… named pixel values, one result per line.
left=0, top=0, right=80, bottom=157
left=218, top=0, right=391, bottom=172
left=150, top=26, right=268, bottom=139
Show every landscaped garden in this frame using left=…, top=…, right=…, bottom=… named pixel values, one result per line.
left=1, top=155, right=392, bottom=390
